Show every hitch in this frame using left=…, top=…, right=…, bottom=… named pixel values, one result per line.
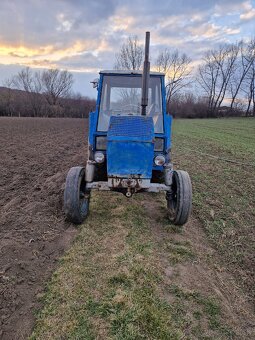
left=126, top=188, right=132, bottom=198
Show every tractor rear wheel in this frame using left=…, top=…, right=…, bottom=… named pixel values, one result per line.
left=166, top=170, right=192, bottom=226
left=64, top=166, right=90, bottom=224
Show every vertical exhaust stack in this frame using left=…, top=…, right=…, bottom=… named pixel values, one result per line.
left=141, top=32, right=150, bottom=116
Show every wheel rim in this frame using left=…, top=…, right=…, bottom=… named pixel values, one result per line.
left=79, top=172, right=89, bottom=216
left=80, top=198, right=88, bottom=215
left=167, top=173, right=178, bottom=220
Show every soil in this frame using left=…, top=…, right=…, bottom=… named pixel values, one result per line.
left=0, top=117, right=87, bottom=340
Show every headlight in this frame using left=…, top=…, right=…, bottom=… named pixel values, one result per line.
left=154, top=138, right=164, bottom=152
left=96, top=136, right=107, bottom=150
left=94, top=151, right=105, bottom=163
left=154, top=155, right=165, bottom=166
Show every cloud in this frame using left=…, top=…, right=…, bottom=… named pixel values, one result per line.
left=214, top=1, right=250, bottom=16
left=56, top=13, right=73, bottom=32
left=189, top=23, right=221, bottom=39
left=0, top=0, right=254, bottom=95
left=188, top=23, right=240, bottom=40
left=240, top=1, right=255, bottom=21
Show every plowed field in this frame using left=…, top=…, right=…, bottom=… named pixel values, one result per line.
left=0, top=118, right=87, bottom=339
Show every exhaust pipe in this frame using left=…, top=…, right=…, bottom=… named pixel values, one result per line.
left=141, top=31, right=150, bottom=116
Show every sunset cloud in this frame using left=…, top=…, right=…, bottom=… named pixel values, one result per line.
left=0, top=0, right=253, bottom=96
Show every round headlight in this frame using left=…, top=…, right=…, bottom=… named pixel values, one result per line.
left=154, top=155, right=165, bottom=166
left=94, top=151, right=105, bottom=163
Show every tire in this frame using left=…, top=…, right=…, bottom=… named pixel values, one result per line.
left=64, top=166, right=90, bottom=224
left=166, top=170, right=192, bottom=226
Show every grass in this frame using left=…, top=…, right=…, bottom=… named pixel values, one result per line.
left=168, top=284, right=233, bottom=338
left=30, top=192, right=231, bottom=339
left=30, top=117, right=255, bottom=339
left=172, top=118, right=255, bottom=297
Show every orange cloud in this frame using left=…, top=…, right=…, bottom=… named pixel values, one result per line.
left=0, top=39, right=109, bottom=70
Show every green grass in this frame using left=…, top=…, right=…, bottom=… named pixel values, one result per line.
left=172, top=118, right=255, bottom=297
left=168, top=284, right=234, bottom=338
left=30, top=117, right=255, bottom=339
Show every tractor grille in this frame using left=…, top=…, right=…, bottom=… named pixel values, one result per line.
left=107, top=115, right=154, bottom=178
left=108, top=116, right=154, bottom=141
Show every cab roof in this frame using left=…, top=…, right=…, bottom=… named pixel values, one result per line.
left=100, top=70, right=165, bottom=76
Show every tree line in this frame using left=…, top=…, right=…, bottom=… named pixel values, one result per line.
left=0, top=68, right=95, bottom=118
left=1, top=36, right=255, bottom=118
left=115, top=36, right=255, bottom=117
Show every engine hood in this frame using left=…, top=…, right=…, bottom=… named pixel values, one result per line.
left=107, top=115, right=154, bottom=178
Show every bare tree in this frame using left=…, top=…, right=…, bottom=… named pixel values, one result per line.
left=212, top=44, right=239, bottom=112
left=41, top=69, right=74, bottom=106
left=197, top=43, right=239, bottom=116
left=156, top=49, right=192, bottom=106
left=244, top=60, right=255, bottom=116
left=197, top=53, right=218, bottom=113
left=0, top=68, right=94, bottom=118
left=229, top=39, right=255, bottom=110
left=115, top=36, right=144, bottom=71
left=12, top=67, right=44, bottom=117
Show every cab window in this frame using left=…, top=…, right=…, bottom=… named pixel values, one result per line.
left=98, top=75, right=163, bottom=133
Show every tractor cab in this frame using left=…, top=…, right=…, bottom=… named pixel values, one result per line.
left=97, top=71, right=164, bottom=134
left=64, top=32, right=192, bottom=226
left=87, top=70, right=172, bottom=189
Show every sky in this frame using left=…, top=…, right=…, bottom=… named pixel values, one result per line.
left=0, top=0, right=255, bottom=98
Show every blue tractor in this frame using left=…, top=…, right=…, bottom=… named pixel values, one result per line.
left=64, top=32, right=192, bottom=226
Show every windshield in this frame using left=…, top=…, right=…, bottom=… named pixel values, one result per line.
left=98, top=75, right=163, bottom=133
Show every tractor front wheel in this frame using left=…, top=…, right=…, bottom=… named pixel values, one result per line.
left=166, top=170, right=192, bottom=226
left=64, top=166, right=90, bottom=224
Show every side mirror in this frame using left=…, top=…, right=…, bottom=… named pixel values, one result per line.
left=90, top=78, right=99, bottom=89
